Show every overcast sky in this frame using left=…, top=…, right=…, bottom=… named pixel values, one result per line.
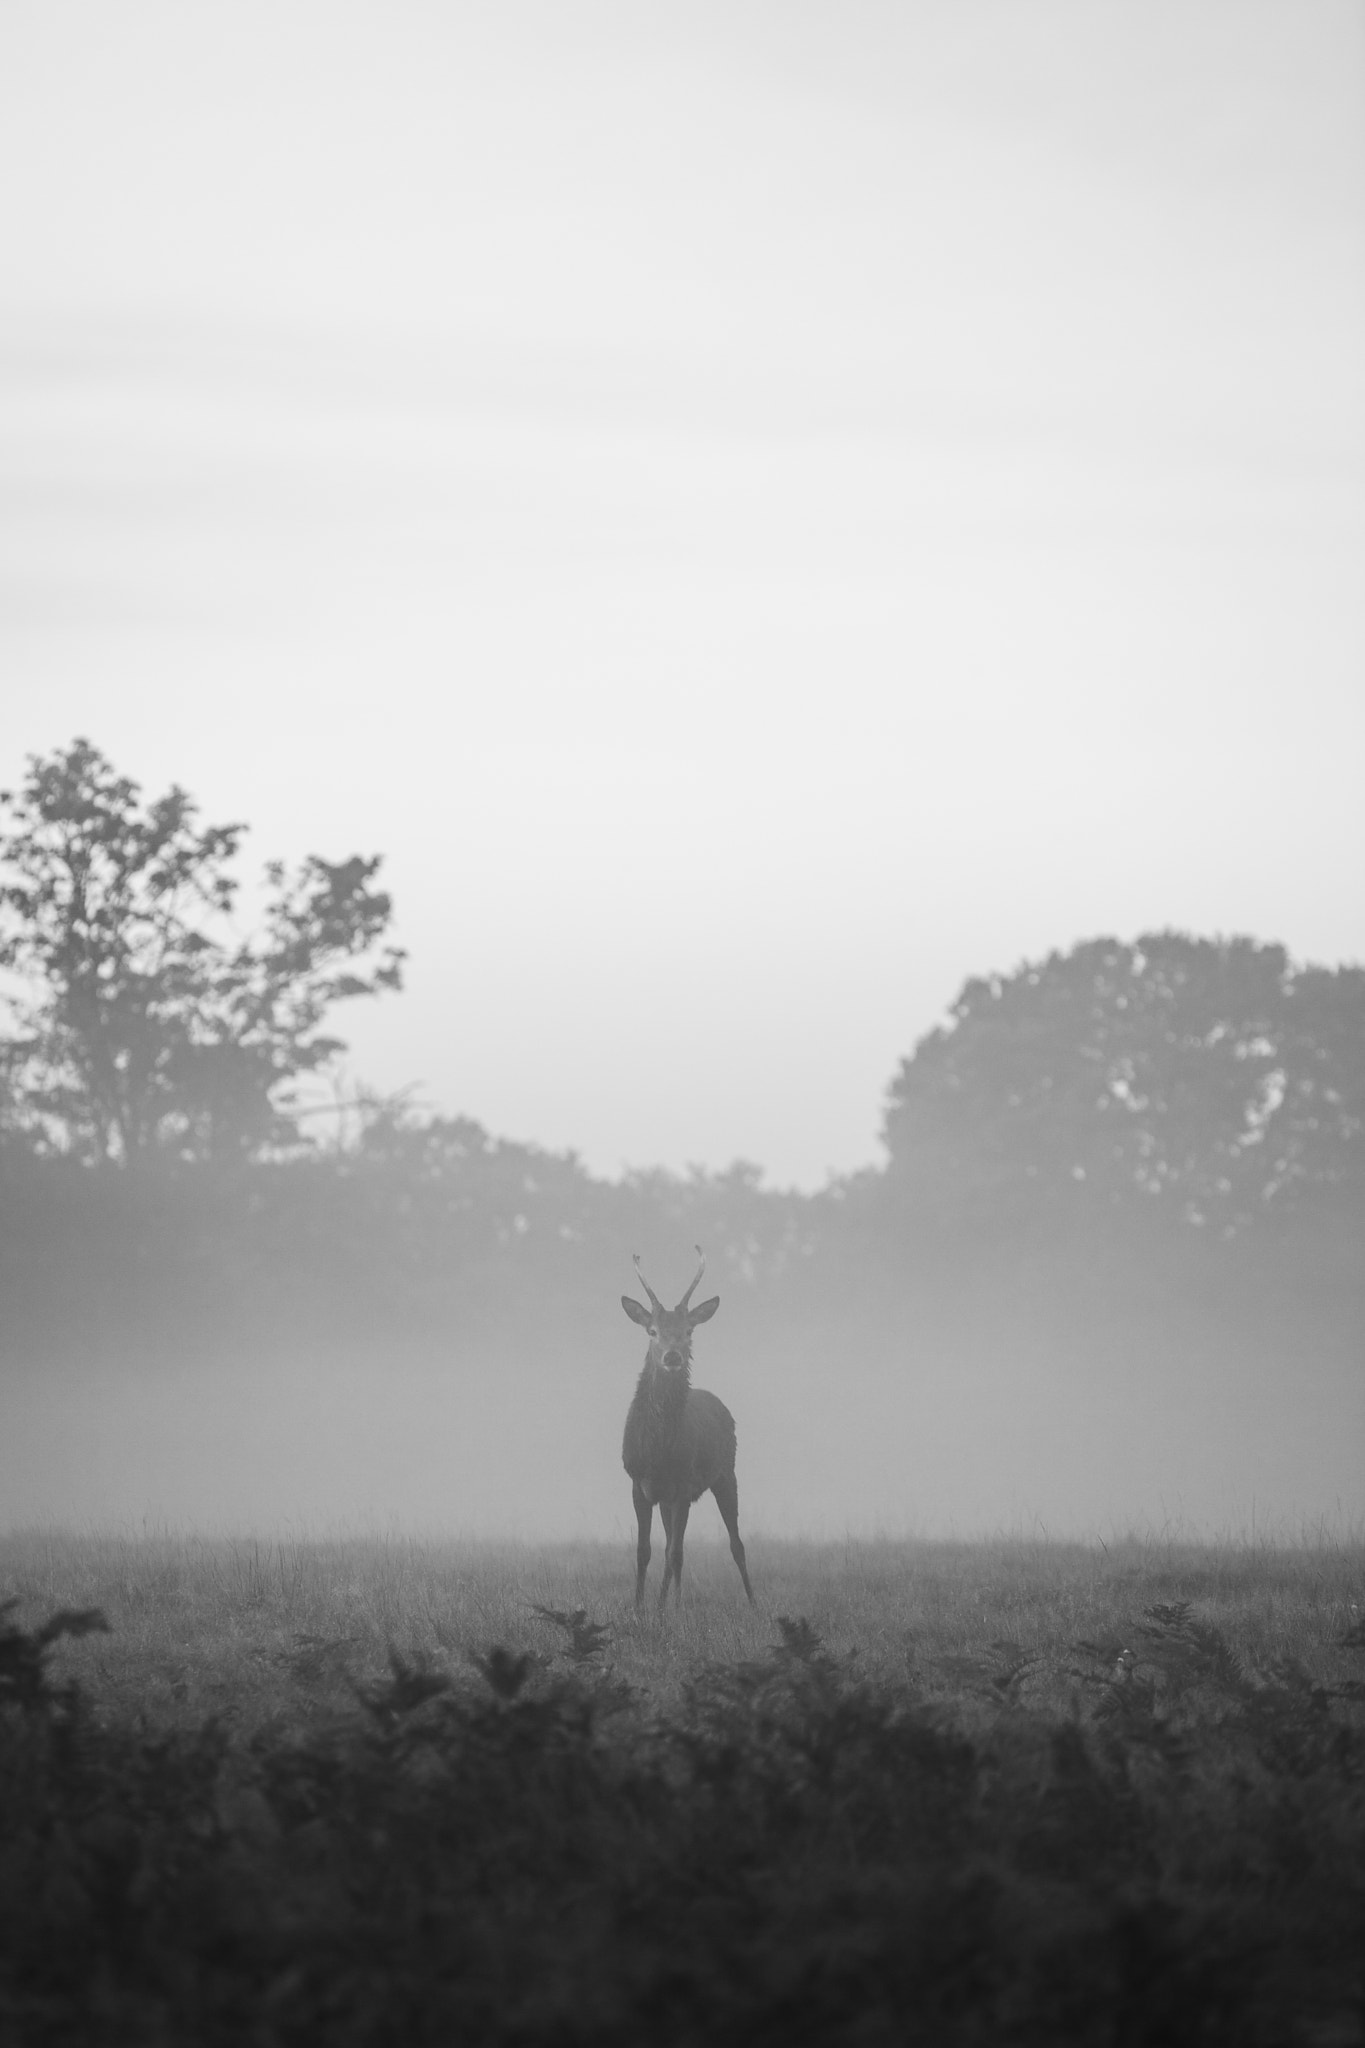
left=2, top=0, right=1362, bottom=1188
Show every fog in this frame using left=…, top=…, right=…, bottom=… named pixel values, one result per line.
left=4, top=1207, right=1359, bottom=1545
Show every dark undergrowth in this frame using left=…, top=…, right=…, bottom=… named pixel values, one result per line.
left=2, top=1598, right=1363, bottom=2046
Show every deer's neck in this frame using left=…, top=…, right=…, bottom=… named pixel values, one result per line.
left=634, top=1357, right=691, bottom=1444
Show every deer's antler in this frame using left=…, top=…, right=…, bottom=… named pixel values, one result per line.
left=678, top=1244, right=706, bottom=1311
left=632, top=1253, right=664, bottom=1314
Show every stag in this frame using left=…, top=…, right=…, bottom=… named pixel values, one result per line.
left=621, top=1245, right=754, bottom=1610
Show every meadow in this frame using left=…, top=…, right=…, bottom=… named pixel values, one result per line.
left=2, top=1529, right=1363, bottom=2044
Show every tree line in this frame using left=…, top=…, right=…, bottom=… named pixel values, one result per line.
left=2, top=739, right=1362, bottom=1302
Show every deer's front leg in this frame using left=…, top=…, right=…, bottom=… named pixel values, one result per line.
left=667, top=1498, right=691, bottom=1605
left=633, top=1483, right=653, bottom=1609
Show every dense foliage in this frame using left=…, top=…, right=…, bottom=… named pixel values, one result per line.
left=883, top=933, right=1365, bottom=1230
left=0, top=740, right=403, bottom=1165
left=2, top=1598, right=1362, bottom=2044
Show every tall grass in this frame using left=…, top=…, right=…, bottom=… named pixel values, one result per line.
left=2, top=1527, right=1360, bottom=1727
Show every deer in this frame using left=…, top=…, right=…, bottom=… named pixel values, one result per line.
left=621, top=1245, right=755, bottom=1611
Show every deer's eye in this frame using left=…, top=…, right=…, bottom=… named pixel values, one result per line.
left=648, top=1325, right=658, bottom=1338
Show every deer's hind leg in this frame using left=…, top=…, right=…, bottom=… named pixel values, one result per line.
left=712, top=1470, right=755, bottom=1604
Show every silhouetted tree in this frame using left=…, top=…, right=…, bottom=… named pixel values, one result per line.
left=0, top=739, right=404, bottom=1166
left=883, top=933, right=1365, bottom=1229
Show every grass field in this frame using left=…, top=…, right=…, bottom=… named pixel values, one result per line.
left=3, top=1529, right=1364, bottom=2043
left=2, top=1526, right=1361, bottom=1728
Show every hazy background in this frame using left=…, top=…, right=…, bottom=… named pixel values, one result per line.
left=4, top=1138, right=1361, bottom=1542
left=1, top=3, right=1362, bottom=1546
left=3, top=0, right=1362, bottom=1187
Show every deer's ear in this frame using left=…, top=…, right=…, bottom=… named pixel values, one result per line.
left=621, top=1295, right=652, bottom=1326
left=689, top=1295, right=720, bottom=1325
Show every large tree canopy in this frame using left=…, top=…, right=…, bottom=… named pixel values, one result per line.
left=0, top=739, right=404, bottom=1165
left=882, top=933, right=1365, bottom=1228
